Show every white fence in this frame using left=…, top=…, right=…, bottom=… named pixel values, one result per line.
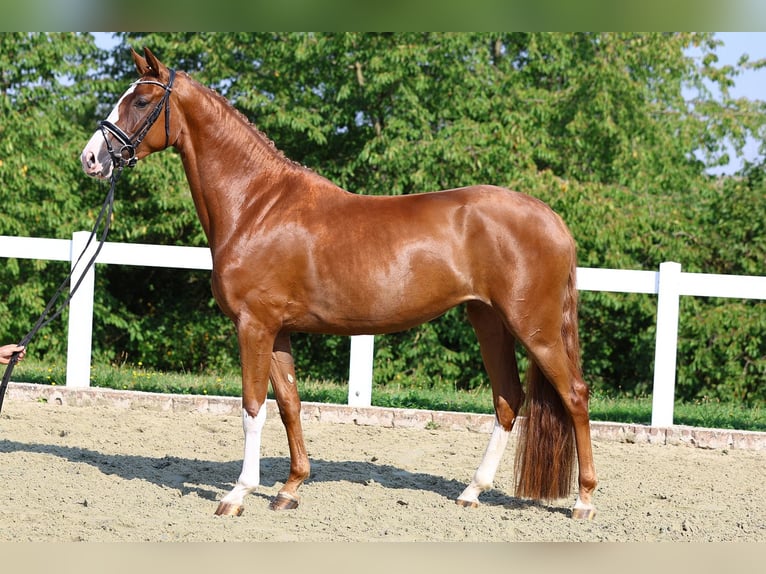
left=2, top=231, right=765, bottom=427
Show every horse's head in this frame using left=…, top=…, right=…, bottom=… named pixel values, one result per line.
left=81, top=48, right=176, bottom=179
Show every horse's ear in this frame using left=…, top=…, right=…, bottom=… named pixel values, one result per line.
left=131, top=47, right=151, bottom=76
left=143, top=47, right=169, bottom=81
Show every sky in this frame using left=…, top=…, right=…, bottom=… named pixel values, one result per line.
left=94, top=32, right=765, bottom=174
left=713, top=32, right=766, bottom=100
left=694, top=32, right=765, bottom=174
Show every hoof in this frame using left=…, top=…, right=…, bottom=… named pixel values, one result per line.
left=571, top=506, right=597, bottom=520
left=269, top=492, right=300, bottom=510
left=214, top=502, right=245, bottom=516
left=455, top=498, right=479, bottom=508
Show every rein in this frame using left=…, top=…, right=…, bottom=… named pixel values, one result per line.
left=0, top=169, right=121, bottom=414
left=98, top=69, right=175, bottom=169
left=0, top=69, right=178, bottom=413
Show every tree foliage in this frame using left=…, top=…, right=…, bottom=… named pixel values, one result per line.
left=1, top=32, right=764, bottom=404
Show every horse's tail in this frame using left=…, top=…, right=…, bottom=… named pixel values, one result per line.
left=513, top=255, right=580, bottom=501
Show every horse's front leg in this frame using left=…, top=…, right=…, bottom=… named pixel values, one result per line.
left=268, top=333, right=310, bottom=510
left=215, top=325, right=274, bottom=517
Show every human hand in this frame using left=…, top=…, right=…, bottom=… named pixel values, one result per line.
left=0, top=344, right=26, bottom=365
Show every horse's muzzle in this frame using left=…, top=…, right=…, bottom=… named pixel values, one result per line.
left=80, top=147, right=112, bottom=180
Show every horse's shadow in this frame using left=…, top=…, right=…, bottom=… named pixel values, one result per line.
left=0, top=438, right=564, bottom=514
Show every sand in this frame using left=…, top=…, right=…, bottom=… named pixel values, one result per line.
left=1, top=385, right=764, bottom=542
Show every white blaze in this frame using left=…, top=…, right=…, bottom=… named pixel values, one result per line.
left=80, top=83, right=138, bottom=179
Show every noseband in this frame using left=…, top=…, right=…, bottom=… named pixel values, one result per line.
left=98, top=69, right=176, bottom=169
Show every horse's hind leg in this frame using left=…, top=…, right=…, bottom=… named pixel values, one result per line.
left=515, top=322, right=598, bottom=519
left=267, top=333, right=310, bottom=510
left=456, top=302, right=524, bottom=507
left=528, top=340, right=597, bottom=518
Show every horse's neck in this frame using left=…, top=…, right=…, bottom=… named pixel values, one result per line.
left=174, top=78, right=302, bottom=250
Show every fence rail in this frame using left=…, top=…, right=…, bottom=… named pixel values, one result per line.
left=2, top=232, right=765, bottom=427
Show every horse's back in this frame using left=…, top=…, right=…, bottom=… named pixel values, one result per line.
left=331, top=183, right=571, bottom=245
left=358, top=184, right=576, bottom=266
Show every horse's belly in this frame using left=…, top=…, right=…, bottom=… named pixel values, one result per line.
left=295, top=279, right=473, bottom=336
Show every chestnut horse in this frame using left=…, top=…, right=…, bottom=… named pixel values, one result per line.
left=81, top=48, right=597, bottom=519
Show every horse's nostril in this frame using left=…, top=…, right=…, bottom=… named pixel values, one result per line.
left=81, top=150, right=99, bottom=173
left=81, top=149, right=104, bottom=176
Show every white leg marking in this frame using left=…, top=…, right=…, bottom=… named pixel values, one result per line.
left=573, top=495, right=595, bottom=513
left=219, top=405, right=267, bottom=509
left=457, top=421, right=510, bottom=505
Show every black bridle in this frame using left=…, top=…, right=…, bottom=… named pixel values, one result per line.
left=98, top=69, right=176, bottom=169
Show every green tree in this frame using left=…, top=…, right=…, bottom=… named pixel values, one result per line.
left=677, top=163, right=766, bottom=404
left=0, top=33, right=108, bottom=358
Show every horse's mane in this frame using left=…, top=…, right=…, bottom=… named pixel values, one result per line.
left=181, top=71, right=308, bottom=172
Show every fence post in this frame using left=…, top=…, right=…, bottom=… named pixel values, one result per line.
left=348, top=335, right=374, bottom=406
left=65, top=231, right=96, bottom=388
left=651, top=261, right=682, bottom=427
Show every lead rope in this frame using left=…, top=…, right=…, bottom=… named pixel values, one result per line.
left=0, top=167, right=122, bottom=414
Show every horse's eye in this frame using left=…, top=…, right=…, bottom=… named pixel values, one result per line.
left=135, top=98, right=150, bottom=109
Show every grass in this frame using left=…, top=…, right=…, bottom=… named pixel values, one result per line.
left=11, top=358, right=765, bottom=432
